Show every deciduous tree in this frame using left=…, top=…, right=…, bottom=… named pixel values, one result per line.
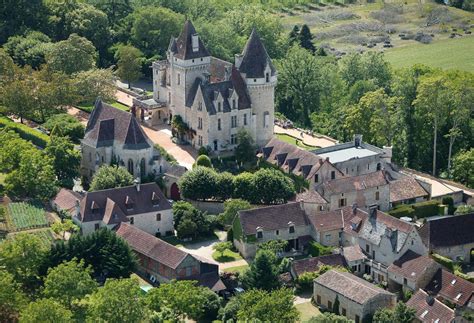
left=89, top=165, right=134, bottom=191
left=242, top=249, right=280, bottom=291
left=74, top=68, right=116, bottom=104
left=0, top=270, right=27, bottom=322
left=45, top=135, right=81, bottom=188
left=20, top=298, right=73, bottom=323
left=451, top=149, right=473, bottom=188
left=44, top=114, right=85, bottom=143
left=235, top=128, right=256, bottom=165
left=114, top=45, right=143, bottom=88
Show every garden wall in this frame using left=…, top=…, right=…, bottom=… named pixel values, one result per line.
left=186, top=199, right=225, bottom=215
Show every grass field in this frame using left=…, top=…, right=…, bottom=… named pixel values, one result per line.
left=8, top=201, right=48, bottom=231
left=77, top=101, right=129, bottom=113
left=385, top=36, right=474, bottom=72
left=212, top=249, right=243, bottom=263
left=223, top=264, right=249, bottom=274
left=295, top=302, right=321, bottom=322
left=276, top=133, right=317, bottom=150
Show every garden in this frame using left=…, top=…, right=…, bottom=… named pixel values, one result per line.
left=7, top=201, right=49, bottom=231
left=7, top=229, right=55, bottom=248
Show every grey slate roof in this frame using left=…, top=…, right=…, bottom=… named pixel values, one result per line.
left=419, top=213, right=474, bottom=248
left=84, top=100, right=151, bottom=150
left=321, top=171, right=389, bottom=195
left=174, top=20, right=210, bottom=60
left=238, top=29, right=276, bottom=78
left=79, top=183, right=171, bottom=223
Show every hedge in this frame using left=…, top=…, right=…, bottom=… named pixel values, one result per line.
left=308, top=241, right=333, bottom=257
left=412, top=200, right=440, bottom=218
left=0, top=117, right=49, bottom=148
left=431, top=253, right=454, bottom=271
left=388, top=205, right=415, bottom=218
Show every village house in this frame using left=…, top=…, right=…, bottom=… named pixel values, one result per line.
left=72, top=182, right=173, bottom=236
left=116, top=223, right=225, bottom=292
left=134, top=20, right=276, bottom=152
left=341, top=245, right=367, bottom=276
left=406, top=289, right=455, bottom=323
left=80, top=100, right=164, bottom=180
left=388, top=176, right=430, bottom=208
left=425, top=268, right=474, bottom=310
left=419, top=213, right=474, bottom=262
left=50, top=188, right=83, bottom=216
left=290, top=254, right=347, bottom=280
left=387, top=250, right=441, bottom=292
left=313, top=270, right=396, bottom=323
left=306, top=208, right=347, bottom=247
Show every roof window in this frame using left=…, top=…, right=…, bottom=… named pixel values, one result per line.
left=420, top=310, right=428, bottom=319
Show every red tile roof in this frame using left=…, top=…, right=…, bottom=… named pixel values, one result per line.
left=322, top=171, right=389, bottom=194
left=342, top=245, right=367, bottom=263
left=406, top=289, right=454, bottom=323
left=52, top=188, right=82, bottom=212
left=116, top=223, right=188, bottom=269
left=425, top=269, right=474, bottom=307
left=293, top=190, right=328, bottom=204
left=389, top=177, right=428, bottom=203
left=387, top=250, right=438, bottom=282
left=307, top=209, right=344, bottom=232
left=292, top=254, right=347, bottom=277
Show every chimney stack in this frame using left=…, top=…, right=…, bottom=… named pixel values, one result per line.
left=354, top=134, right=363, bottom=147
left=368, top=204, right=377, bottom=219
left=134, top=178, right=140, bottom=192
left=224, top=66, right=231, bottom=81
left=352, top=203, right=358, bottom=215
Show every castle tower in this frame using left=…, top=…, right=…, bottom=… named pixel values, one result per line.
left=236, top=29, right=277, bottom=147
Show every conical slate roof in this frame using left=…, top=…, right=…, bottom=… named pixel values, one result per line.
left=238, top=29, right=276, bottom=79
left=174, top=20, right=210, bottom=60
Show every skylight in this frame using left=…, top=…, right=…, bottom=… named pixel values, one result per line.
left=451, top=279, right=457, bottom=285
left=421, top=310, right=428, bottom=318
left=455, top=293, right=462, bottom=300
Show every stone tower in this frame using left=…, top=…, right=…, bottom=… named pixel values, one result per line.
left=235, top=29, right=277, bottom=147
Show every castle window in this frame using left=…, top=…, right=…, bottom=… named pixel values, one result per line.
left=156, top=213, right=161, bottom=221
left=231, top=116, right=237, bottom=128
left=266, top=73, right=270, bottom=82
left=339, top=198, right=347, bottom=207
left=177, top=73, right=180, bottom=85
left=231, top=134, right=237, bottom=145
left=254, top=79, right=257, bottom=82
left=218, top=102, right=221, bottom=112
left=375, top=191, right=380, bottom=200
left=314, top=174, right=319, bottom=183
left=192, top=59, right=194, bottom=63
left=127, top=159, right=134, bottom=175
left=232, top=99, right=236, bottom=109
left=198, top=117, right=202, bottom=130
left=243, top=113, right=247, bottom=126
left=218, top=119, right=221, bottom=131
left=264, top=112, right=269, bottom=128
left=198, top=135, right=203, bottom=146
left=198, top=101, right=202, bottom=111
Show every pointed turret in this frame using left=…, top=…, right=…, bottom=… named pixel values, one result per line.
left=237, top=29, right=276, bottom=79
left=175, top=20, right=210, bottom=60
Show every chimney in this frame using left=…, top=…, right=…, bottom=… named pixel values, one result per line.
left=134, top=178, right=140, bottom=192
left=354, top=134, right=362, bottom=147
left=224, top=66, right=231, bottom=81
left=235, top=54, right=243, bottom=69
left=352, top=203, right=358, bottom=215
left=192, top=34, right=199, bottom=52
left=299, top=199, right=305, bottom=211
left=75, top=199, right=81, bottom=217
left=426, top=294, right=435, bottom=306
left=368, top=204, right=377, bottom=219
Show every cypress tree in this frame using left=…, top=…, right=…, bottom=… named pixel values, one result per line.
left=299, top=24, right=316, bottom=53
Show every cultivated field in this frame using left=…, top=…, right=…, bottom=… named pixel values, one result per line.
left=7, top=229, right=55, bottom=247
left=280, top=0, right=474, bottom=71
left=8, top=201, right=49, bottom=231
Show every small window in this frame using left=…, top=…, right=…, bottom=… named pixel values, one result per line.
left=130, top=217, right=134, bottom=225
left=192, top=59, right=195, bottom=63
left=314, top=174, right=319, bottom=183
left=232, top=99, right=236, bottom=109
left=94, top=223, right=100, bottom=231
left=331, top=171, right=336, bottom=180
left=289, top=225, right=295, bottom=234
left=328, top=301, right=332, bottom=309
left=375, top=191, right=380, bottom=201
left=339, top=198, right=347, bottom=207
left=231, top=134, right=237, bottom=145
left=156, top=213, right=161, bottom=221
left=257, top=231, right=263, bottom=239
left=218, top=102, right=221, bottom=112
left=198, top=135, right=203, bottom=147
left=355, top=315, right=360, bottom=323
left=198, top=101, right=202, bottom=111
left=218, top=119, right=221, bottom=131
left=316, top=295, right=321, bottom=304
left=377, top=163, right=382, bottom=171
left=366, top=244, right=370, bottom=253
left=403, top=278, right=407, bottom=285
left=319, top=205, right=324, bottom=211
left=231, top=116, right=237, bottom=128
left=276, top=230, right=279, bottom=235
left=352, top=265, right=357, bottom=272
left=177, top=73, right=180, bottom=85
left=243, top=113, right=247, bottom=126
left=266, top=73, right=270, bottom=82
left=254, top=78, right=257, bottom=82
left=201, top=58, right=203, bottom=61
left=89, top=152, right=92, bottom=162
left=341, top=308, right=346, bottom=316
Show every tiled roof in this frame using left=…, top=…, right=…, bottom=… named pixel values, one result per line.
left=116, top=223, right=188, bottom=269
left=238, top=29, right=276, bottom=79
left=209, top=56, right=232, bottom=83
left=174, top=20, right=210, bottom=60
left=387, top=250, right=438, bottom=282
left=425, top=268, right=474, bottom=307
left=342, top=245, right=367, bottom=263
left=238, top=202, right=309, bottom=235
left=315, top=270, right=394, bottom=305
left=406, top=289, right=455, bottom=323
left=52, top=188, right=82, bottom=212
left=307, top=209, right=344, bottom=232
left=84, top=100, right=151, bottom=150
left=79, top=183, right=171, bottom=223
left=419, top=213, right=474, bottom=248
left=292, top=254, right=347, bottom=277
left=389, top=177, right=429, bottom=203
left=322, top=171, right=389, bottom=195
left=293, top=190, right=328, bottom=204
left=192, top=272, right=226, bottom=292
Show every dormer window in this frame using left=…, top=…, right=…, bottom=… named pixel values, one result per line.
left=218, top=102, right=221, bottom=112
left=125, top=196, right=134, bottom=210
left=256, top=227, right=263, bottom=239
left=91, top=201, right=100, bottom=214
left=232, top=99, right=236, bottom=110
left=151, top=192, right=160, bottom=207
left=288, top=222, right=295, bottom=234
left=266, top=73, right=270, bottom=82
left=314, top=174, right=319, bottom=183
left=331, top=171, right=336, bottom=179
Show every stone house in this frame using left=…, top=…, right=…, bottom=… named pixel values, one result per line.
left=232, top=202, right=312, bottom=258
left=290, top=254, right=347, bottom=279
left=425, top=268, right=474, bottom=310
left=80, top=100, right=164, bottom=180
left=419, top=214, right=474, bottom=262
left=72, top=182, right=173, bottom=236
left=316, top=171, right=391, bottom=212
left=116, top=223, right=225, bottom=292
left=51, top=188, right=83, bottom=216
left=406, top=289, right=455, bottom=323
left=387, top=250, right=441, bottom=292
left=341, top=245, right=367, bottom=276
left=307, top=209, right=347, bottom=246
left=313, top=270, right=396, bottom=323
left=136, top=20, right=276, bottom=152
left=389, top=176, right=430, bottom=208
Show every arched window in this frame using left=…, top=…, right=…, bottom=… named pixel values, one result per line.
left=127, top=159, right=134, bottom=175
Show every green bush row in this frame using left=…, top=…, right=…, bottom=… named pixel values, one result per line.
left=0, top=116, right=49, bottom=148
left=431, top=253, right=454, bottom=271
left=389, top=200, right=440, bottom=219
left=308, top=241, right=333, bottom=257
left=388, top=205, right=415, bottom=218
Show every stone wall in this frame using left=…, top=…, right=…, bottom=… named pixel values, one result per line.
left=186, top=199, right=225, bottom=215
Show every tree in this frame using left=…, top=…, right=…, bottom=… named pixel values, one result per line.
left=0, top=0, right=48, bottom=43
left=233, top=172, right=256, bottom=203
left=307, top=313, right=352, bottom=322
left=4, top=31, right=52, bottom=68
left=452, top=149, right=473, bottom=188
left=235, top=128, right=256, bottom=165
left=237, top=288, right=298, bottom=323
left=178, top=166, right=218, bottom=201
left=86, top=0, right=132, bottom=26
left=89, top=165, right=134, bottom=191
left=213, top=241, right=232, bottom=257
left=46, top=228, right=137, bottom=279
left=373, top=302, right=416, bottom=323
left=288, top=25, right=300, bottom=46
left=146, top=280, right=220, bottom=321
left=43, top=259, right=97, bottom=309
left=333, top=295, right=340, bottom=315
left=0, top=270, right=27, bottom=322
left=258, top=240, right=289, bottom=255
left=218, top=199, right=251, bottom=226
left=46, top=34, right=97, bottom=75
left=44, top=114, right=85, bottom=143
left=0, top=66, right=36, bottom=123
left=176, top=218, right=198, bottom=239
left=74, top=68, right=116, bottom=105
left=242, top=249, right=280, bottom=291
left=299, top=24, right=315, bottom=53
left=0, top=49, right=15, bottom=84
left=85, top=278, right=147, bottom=322
left=51, top=220, right=79, bottom=240
left=0, top=130, right=35, bottom=173
left=20, top=298, right=73, bottom=323
left=252, top=168, right=295, bottom=204
left=0, top=233, right=48, bottom=289
left=194, top=155, right=212, bottom=168
left=45, top=135, right=81, bottom=188
left=5, top=150, right=58, bottom=201
left=114, top=45, right=143, bottom=88
left=414, top=74, right=450, bottom=175
left=215, top=172, right=234, bottom=201
left=172, top=201, right=211, bottom=239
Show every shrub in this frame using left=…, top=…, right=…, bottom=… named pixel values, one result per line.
left=389, top=205, right=415, bottom=218
left=455, top=204, right=474, bottom=215
left=43, top=114, right=84, bottom=143
left=194, top=155, right=212, bottom=168
left=154, top=144, right=178, bottom=165
left=0, top=117, right=49, bottom=148
left=442, top=196, right=455, bottom=214
left=308, top=241, right=333, bottom=257
left=178, top=166, right=219, bottom=201
left=431, top=253, right=454, bottom=271
left=197, top=146, right=209, bottom=156
left=412, top=200, right=440, bottom=218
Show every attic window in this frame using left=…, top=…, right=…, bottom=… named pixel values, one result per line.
left=266, top=73, right=269, bottom=82
left=125, top=196, right=134, bottom=210
left=256, top=227, right=263, bottom=239
left=232, top=99, right=236, bottom=110
left=314, top=174, right=319, bottom=183
left=288, top=222, right=295, bottom=234
left=218, top=102, right=221, bottom=112
left=254, top=79, right=257, bottom=82
left=331, top=171, right=336, bottom=180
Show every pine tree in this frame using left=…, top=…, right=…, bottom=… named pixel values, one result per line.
left=241, top=249, right=280, bottom=291
left=288, top=25, right=300, bottom=45
left=299, top=24, right=316, bottom=53
left=333, top=295, right=340, bottom=315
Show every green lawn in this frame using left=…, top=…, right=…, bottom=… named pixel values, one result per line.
left=8, top=201, right=48, bottom=231
left=110, top=101, right=130, bottom=111
left=77, top=101, right=130, bottom=113
left=385, top=36, right=474, bottom=72
left=223, top=264, right=249, bottom=274
left=276, top=133, right=317, bottom=150
left=7, top=229, right=54, bottom=248
left=212, top=249, right=243, bottom=263
left=295, top=301, right=321, bottom=322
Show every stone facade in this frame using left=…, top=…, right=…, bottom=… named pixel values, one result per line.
left=147, top=21, right=276, bottom=153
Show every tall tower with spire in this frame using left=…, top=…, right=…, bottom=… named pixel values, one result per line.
left=235, top=29, right=277, bottom=147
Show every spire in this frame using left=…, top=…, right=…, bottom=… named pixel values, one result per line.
left=238, top=28, right=276, bottom=79
left=174, top=20, right=210, bottom=60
